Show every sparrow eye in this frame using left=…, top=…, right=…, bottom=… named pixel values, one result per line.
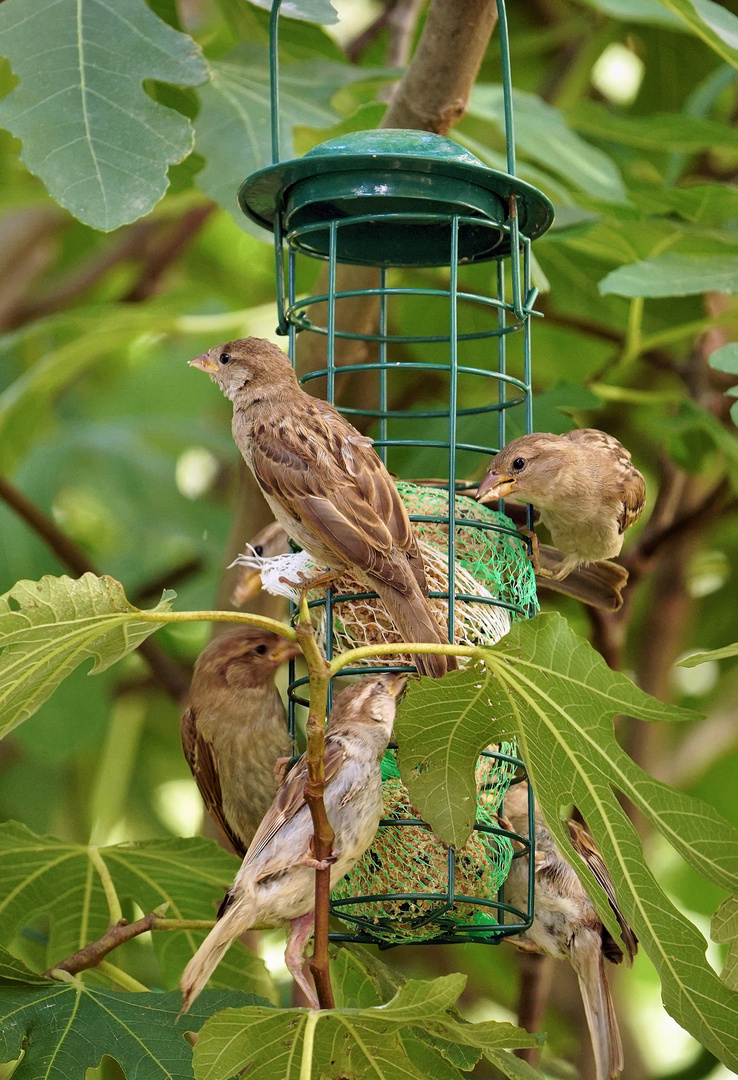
left=253, top=644, right=268, bottom=656
left=219, top=352, right=231, bottom=365
left=253, top=545, right=263, bottom=556
left=512, top=457, right=526, bottom=471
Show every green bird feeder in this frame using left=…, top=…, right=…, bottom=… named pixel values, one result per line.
left=238, top=0, right=553, bottom=948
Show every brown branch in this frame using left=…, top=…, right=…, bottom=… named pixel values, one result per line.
left=122, top=204, right=216, bottom=303
left=46, top=913, right=157, bottom=978
left=296, top=618, right=335, bottom=1010
left=381, top=0, right=498, bottom=133
left=0, top=473, right=190, bottom=703
left=344, top=2, right=392, bottom=64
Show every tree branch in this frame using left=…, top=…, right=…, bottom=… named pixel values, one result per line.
left=0, top=473, right=190, bottom=703
left=46, top=913, right=157, bottom=978
left=296, top=615, right=335, bottom=1010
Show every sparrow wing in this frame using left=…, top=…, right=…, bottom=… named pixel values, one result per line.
left=250, top=400, right=423, bottom=592
left=567, top=819, right=638, bottom=963
left=562, top=429, right=645, bottom=535
left=242, top=736, right=347, bottom=881
left=181, top=707, right=247, bottom=858
left=617, top=468, right=646, bottom=534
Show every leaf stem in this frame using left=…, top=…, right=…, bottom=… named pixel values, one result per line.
left=300, top=1010, right=320, bottom=1080
left=295, top=618, right=335, bottom=1010
left=328, top=641, right=481, bottom=676
left=88, top=847, right=123, bottom=925
left=137, top=609, right=297, bottom=641
left=622, top=296, right=644, bottom=365
left=152, top=918, right=216, bottom=931
left=96, top=960, right=150, bottom=993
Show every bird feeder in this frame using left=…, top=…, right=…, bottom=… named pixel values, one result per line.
left=237, top=0, right=553, bottom=947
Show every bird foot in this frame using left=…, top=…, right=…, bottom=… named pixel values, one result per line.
left=278, top=568, right=339, bottom=594
left=518, top=527, right=541, bottom=572
left=300, top=849, right=339, bottom=871
left=273, top=756, right=293, bottom=788
left=494, top=813, right=526, bottom=854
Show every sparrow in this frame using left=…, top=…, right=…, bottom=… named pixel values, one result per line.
left=190, top=338, right=455, bottom=678
left=234, top=519, right=627, bottom=614
left=499, top=781, right=637, bottom=1080
left=179, top=673, right=404, bottom=1011
left=181, top=628, right=302, bottom=857
left=476, top=430, right=646, bottom=582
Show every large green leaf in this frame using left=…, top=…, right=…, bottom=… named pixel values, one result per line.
left=246, top=0, right=338, bottom=23
left=568, top=101, right=738, bottom=153
left=0, top=945, right=262, bottom=1080
left=192, top=973, right=538, bottom=1080
left=0, top=0, right=207, bottom=231
left=194, top=45, right=390, bottom=225
left=599, top=254, right=738, bottom=296
left=395, top=614, right=738, bottom=1071
left=0, top=574, right=173, bottom=738
left=468, top=86, right=626, bottom=203
left=581, top=0, right=683, bottom=25
left=0, top=821, right=276, bottom=1000
left=712, top=896, right=738, bottom=990
left=654, top=0, right=738, bottom=68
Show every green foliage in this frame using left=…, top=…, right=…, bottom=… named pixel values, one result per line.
left=679, top=640, right=738, bottom=665
left=0, top=945, right=261, bottom=1080
left=396, top=614, right=738, bottom=1069
left=600, top=254, right=738, bottom=297
left=712, top=896, right=738, bottom=991
left=193, top=960, right=538, bottom=1080
left=0, top=0, right=207, bottom=230
left=0, top=574, right=173, bottom=738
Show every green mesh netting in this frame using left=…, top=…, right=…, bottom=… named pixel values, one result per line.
left=331, top=747, right=517, bottom=944
left=395, top=483, right=538, bottom=620
left=327, top=482, right=535, bottom=944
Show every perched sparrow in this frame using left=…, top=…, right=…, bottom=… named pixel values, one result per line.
left=235, top=518, right=627, bottom=614
left=476, top=430, right=646, bottom=581
left=181, top=628, right=302, bottom=857
left=500, top=782, right=637, bottom=1080
left=190, top=338, right=455, bottom=678
left=180, top=673, right=404, bottom=1011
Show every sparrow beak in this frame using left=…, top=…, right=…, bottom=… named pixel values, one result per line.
left=189, top=354, right=219, bottom=374
left=476, top=471, right=517, bottom=503
left=231, top=567, right=263, bottom=606
left=385, top=672, right=409, bottom=697
left=269, top=638, right=303, bottom=665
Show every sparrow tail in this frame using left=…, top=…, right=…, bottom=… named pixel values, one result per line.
left=570, top=931, right=624, bottom=1080
left=537, top=547, right=628, bottom=612
left=372, top=579, right=457, bottom=679
left=179, top=895, right=254, bottom=1014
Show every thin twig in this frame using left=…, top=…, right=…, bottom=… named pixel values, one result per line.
left=46, top=913, right=156, bottom=978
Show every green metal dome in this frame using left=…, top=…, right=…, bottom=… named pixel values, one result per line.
left=238, top=129, right=554, bottom=267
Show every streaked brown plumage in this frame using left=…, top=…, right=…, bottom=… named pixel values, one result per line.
left=236, top=518, right=628, bottom=614
left=180, top=673, right=405, bottom=1012
left=189, top=338, right=455, bottom=678
left=476, top=430, right=646, bottom=582
left=181, top=628, right=301, bottom=857
left=501, top=782, right=637, bottom=1080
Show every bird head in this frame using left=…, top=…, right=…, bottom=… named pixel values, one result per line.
left=475, top=433, right=563, bottom=507
left=327, top=673, right=407, bottom=743
left=192, top=627, right=302, bottom=693
left=188, top=338, right=297, bottom=402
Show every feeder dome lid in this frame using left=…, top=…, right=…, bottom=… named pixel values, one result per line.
left=238, top=129, right=554, bottom=267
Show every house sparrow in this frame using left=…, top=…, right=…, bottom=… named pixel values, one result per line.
left=233, top=519, right=627, bottom=614
left=476, top=430, right=646, bottom=581
left=181, top=628, right=302, bottom=857
left=500, top=782, right=637, bottom=1080
left=190, top=338, right=455, bottom=678
left=179, top=673, right=405, bottom=1012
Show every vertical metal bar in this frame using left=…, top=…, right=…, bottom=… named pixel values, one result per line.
left=274, top=211, right=288, bottom=336
left=378, top=266, right=388, bottom=467
left=288, top=246, right=297, bottom=361
left=327, top=220, right=337, bottom=403
left=495, top=0, right=516, bottom=177
left=509, top=197, right=524, bottom=320
left=523, top=239, right=533, bottom=437
left=496, top=260, right=506, bottom=454
left=447, top=218, right=459, bottom=645
left=269, top=0, right=283, bottom=165
left=526, top=781, right=535, bottom=930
